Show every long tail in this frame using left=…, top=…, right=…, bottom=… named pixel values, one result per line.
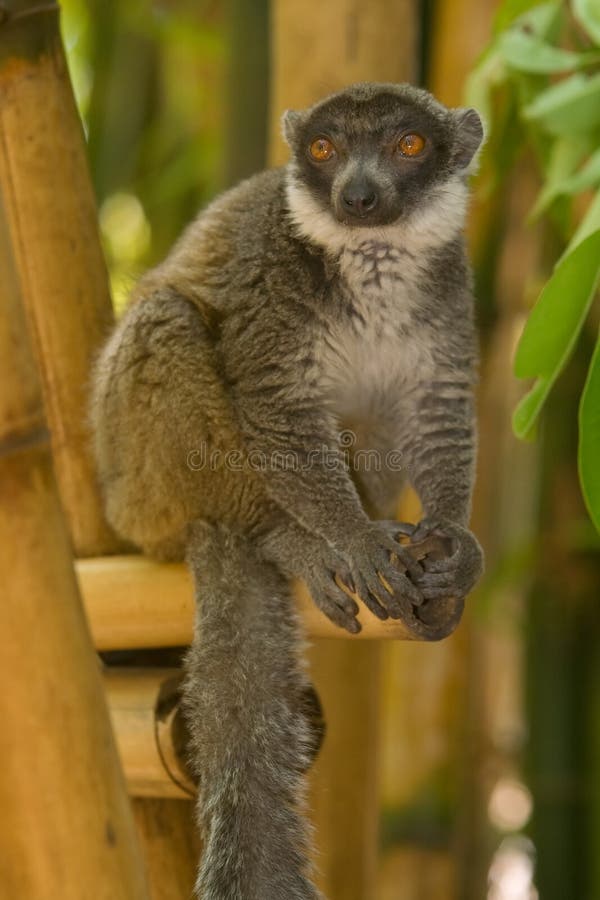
left=183, top=522, right=322, bottom=900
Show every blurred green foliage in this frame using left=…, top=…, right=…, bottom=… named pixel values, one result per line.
left=468, top=0, right=600, bottom=532
left=61, top=0, right=228, bottom=309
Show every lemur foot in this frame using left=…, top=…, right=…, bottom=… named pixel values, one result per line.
left=395, top=518, right=484, bottom=600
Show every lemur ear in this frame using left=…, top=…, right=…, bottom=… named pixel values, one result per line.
left=281, top=109, right=304, bottom=146
left=452, top=108, right=485, bottom=171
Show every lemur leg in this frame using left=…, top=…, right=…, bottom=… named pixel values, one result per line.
left=91, top=291, right=248, bottom=552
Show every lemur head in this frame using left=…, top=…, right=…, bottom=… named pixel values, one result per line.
left=283, top=83, right=484, bottom=253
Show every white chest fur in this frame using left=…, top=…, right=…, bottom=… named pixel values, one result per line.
left=315, top=238, right=435, bottom=420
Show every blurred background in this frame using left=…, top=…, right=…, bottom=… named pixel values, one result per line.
left=52, top=1, right=600, bottom=897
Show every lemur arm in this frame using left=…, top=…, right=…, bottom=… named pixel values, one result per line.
left=405, top=374, right=476, bottom=525
left=233, top=361, right=423, bottom=613
left=401, top=372, right=483, bottom=599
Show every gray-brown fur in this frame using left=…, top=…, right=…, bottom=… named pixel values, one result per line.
left=91, top=83, right=485, bottom=898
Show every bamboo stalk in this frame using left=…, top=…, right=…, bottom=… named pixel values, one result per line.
left=269, top=0, right=419, bottom=166
left=0, top=0, right=117, bottom=556
left=78, top=549, right=462, bottom=650
left=0, top=4, right=201, bottom=893
left=130, top=799, right=202, bottom=900
left=0, top=186, right=150, bottom=899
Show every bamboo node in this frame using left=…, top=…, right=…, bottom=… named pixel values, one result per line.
left=0, top=424, right=49, bottom=460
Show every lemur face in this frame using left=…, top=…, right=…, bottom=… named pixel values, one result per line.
left=283, top=83, right=483, bottom=230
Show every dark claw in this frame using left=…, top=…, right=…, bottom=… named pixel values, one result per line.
left=319, top=594, right=360, bottom=632
left=337, top=566, right=356, bottom=594
left=343, top=616, right=362, bottom=635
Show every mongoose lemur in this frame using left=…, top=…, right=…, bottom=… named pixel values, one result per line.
left=91, top=82, right=484, bottom=899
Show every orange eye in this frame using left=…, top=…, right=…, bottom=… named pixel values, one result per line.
left=309, top=137, right=336, bottom=161
left=397, top=133, right=426, bottom=157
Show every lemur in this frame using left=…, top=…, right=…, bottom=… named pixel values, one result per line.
left=91, top=82, right=484, bottom=899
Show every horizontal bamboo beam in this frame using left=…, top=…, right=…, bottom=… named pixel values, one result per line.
left=77, top=544, right=463, bottom=650
left=105, top=668, right=196, bottom=800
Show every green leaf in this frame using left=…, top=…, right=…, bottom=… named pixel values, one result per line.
left=513, top=378, right=547, bottom=439
left=573, top=0, right=600, bottom=46
left=528, top=137, right=592, bottom=219
left=515, top=230, right=600, bottom=376
left=524, top=72, right=600, bottom=134
left=464, top=48, right=506, bottom=130
left=513, top=230, right=600, bottom=436
left=494, top=0, right=561, bottom=35
left=579, top=331, right=600, bottom=532
left=552, top=146, right=600, bottom=196
left=568, top=189, right=600, bottom=251
left=498, top=30, right=582, bottom=73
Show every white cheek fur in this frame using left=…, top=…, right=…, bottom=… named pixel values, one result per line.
left=284, top=169, right=469, bottom=259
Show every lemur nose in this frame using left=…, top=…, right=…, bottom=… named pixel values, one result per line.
left=341, top=185, right=379, bottom=217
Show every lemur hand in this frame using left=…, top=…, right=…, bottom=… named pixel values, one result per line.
left=302, top=552, right=362, bottom=635
left=340, top=522, right=425, bottom=622
left=399, top=518, right=483, bottom=600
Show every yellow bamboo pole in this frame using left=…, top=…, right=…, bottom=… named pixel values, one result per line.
left=131, top=800, right=202, bottom=900
left=0, top=188, right=150, bottom=900
left=269, top=4, right=419, bottom=897
left=270, top=0, right=419, bottom=166
left=0, top=0, right=117, bottom=556
left=78, top=550, right=463, bottom=649
left=0, top=4, right=200, bottom=893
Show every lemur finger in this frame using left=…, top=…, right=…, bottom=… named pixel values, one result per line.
left=352, top=569, right=375, bottom=601
left=409, top=523, right=436, bottom=543
left=353, top=569, right=388, bottom=612
left=319, top=591, right=361, bottom=633
left=336, top=592, right=360, bottom=620
left=391, top=545, right=426, bottom=582
left=325, top=578, right=360, bottom=618
left=421, top=553, right=460, bottom=573
left=363, top=591, right=390, bottom=621
left=335, top=564, right=356, bottom=595
left=417, top=572, right=458, bottom=599
left=372, top=533, right=423, bottom=583
left=376, top=523, right=427, bottom=581
left=378, top=564, right=424, bottom=608
left=376, top=584, right=412, bottom=618
left=381, top=520, right=417, bottom=540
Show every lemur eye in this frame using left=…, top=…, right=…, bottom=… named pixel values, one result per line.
left=309, top=137, right=336, bottom=161
left=397, top=133, right=426, bottom=157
